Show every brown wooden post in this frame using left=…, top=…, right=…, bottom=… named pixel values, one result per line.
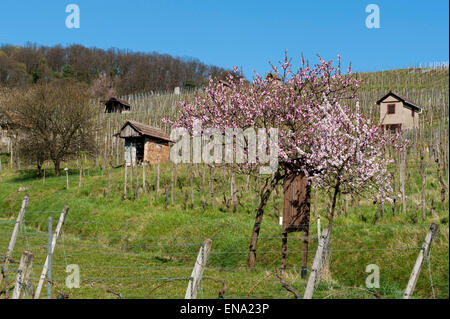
left=403, top=223, right=439, bottom=299
left=281, top=174, right=311, bottom=278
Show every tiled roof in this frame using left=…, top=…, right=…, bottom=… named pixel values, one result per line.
left=105, top=97, right=132, bottom=107
left=376, top=91, right=422, bottom=113
left=120, top=120, right=172, bottom=142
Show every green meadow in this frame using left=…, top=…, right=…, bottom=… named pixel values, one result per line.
left=0, top=155, right=448, bottom=299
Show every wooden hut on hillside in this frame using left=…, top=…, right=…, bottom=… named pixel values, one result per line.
left=104, top=97, right=132, bottom=113
left=118, top=120, right=172, bottom=165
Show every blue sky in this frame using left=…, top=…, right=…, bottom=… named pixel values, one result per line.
left=0, top=0, right=448, bottom=79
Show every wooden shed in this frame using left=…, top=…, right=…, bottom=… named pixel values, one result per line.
left=118, top=120, right=172, bottom=165
left=104, top=97, right=132, bottom=113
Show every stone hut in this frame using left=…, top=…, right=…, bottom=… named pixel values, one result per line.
left=118, top=120, right=172, bottom=165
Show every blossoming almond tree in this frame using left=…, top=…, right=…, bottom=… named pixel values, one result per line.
left=167, top=53, right=403, bottom=269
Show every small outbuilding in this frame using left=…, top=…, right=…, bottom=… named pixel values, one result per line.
left=104, top=97, right=132, bottom=113
left=376, top=91, right=422, bottom=131
left=118, top=120, right=172, bottom=165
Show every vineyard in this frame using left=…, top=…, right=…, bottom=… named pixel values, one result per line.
left=0, top=65, right=449, bottom=299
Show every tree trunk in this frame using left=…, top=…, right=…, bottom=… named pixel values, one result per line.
left=281, top=231, right=288, bottom=271
left=231, top=168, right=237, bottom=213
left=36, top=162, right=42, bottom=178
left=53, top=160, right=60, bottom=177
left=320, top=184, right=340, bottom=281
left=391, top=172, right=397, bottom=216
left=248, top=172, right=282, bottom=269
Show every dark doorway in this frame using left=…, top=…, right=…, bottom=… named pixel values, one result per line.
left=136, top=137, right=145, bottom=163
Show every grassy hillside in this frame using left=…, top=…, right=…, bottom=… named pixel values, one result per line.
left=0, top=158, right=448, bottom=299
left=0, top=67, right=449, bottom=299
left=357, top=67, right=449, bottom=90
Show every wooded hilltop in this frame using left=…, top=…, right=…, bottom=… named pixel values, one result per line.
left=0, top=42, right=230, bottom=95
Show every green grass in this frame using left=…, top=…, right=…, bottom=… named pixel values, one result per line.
left=0, top=66, right=448, bottom=299
left=0, top=157, right=448, bottom=299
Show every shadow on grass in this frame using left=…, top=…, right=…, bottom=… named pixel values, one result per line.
left=8, top=167, right=105, bottom=183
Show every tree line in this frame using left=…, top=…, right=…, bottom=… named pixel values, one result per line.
left=0, top=42, right=230, bottom=95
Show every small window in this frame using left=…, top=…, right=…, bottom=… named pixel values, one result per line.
left=387, top=104, right=395, bottom=114
left=412, top=109, right=415, bottom=117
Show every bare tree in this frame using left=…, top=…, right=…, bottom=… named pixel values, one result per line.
left=5, top=81, right=100, bottom=176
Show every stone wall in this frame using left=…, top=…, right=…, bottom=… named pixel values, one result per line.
left=144, top=139, right=170, bottom=164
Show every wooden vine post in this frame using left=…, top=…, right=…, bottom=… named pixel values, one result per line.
left=123, top=163, right=128, bottom=199
left=12, top=250, right=34, bottom=299
left=142, top=161, right=146, bottom=194
left=170, top=163, right=174, bottom=205
left=189, top=165, right=194, bottom=208
left=155, top=155, right=160, bottom=201
left=134, top=161, right=139, bottom=198
left=403, top=223, right=439, bottom=299
left=185, top=238, right=212, bottom=299
left=303, top=228, right=329, bottom=299
left=34, top=207, right=69, bottom=299
left=1, top=195, right=29, bottom=288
